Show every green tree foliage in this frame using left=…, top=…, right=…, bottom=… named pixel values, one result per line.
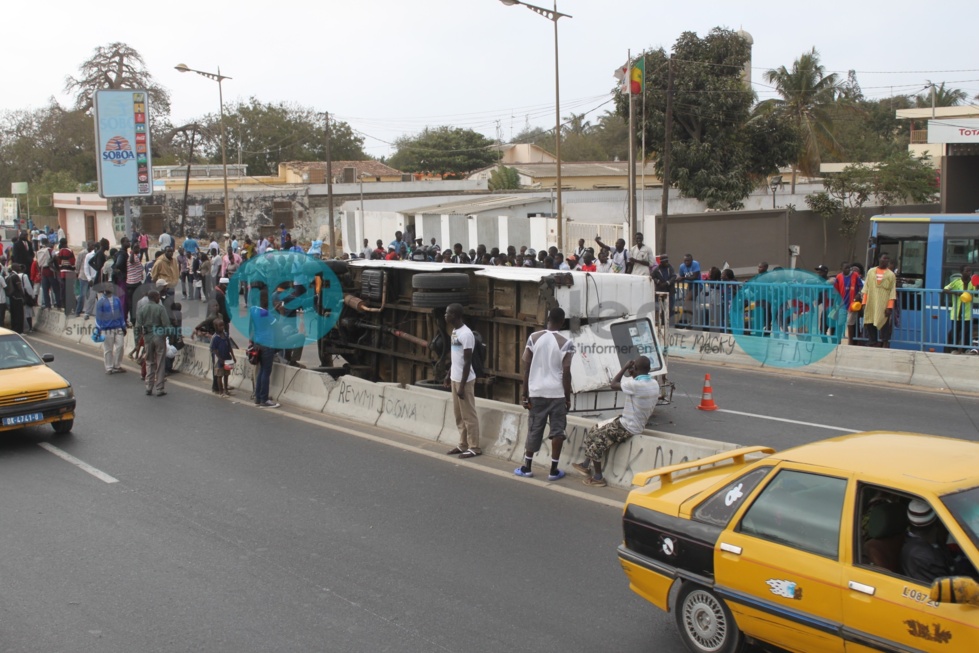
left=873, top=151, right=939, bottom=208
left=28, top=170, right=84, bottom=217
left=806, top=153, right=938, bottom=259
left=487, top=165, right=521, bottom=191
left=509, top=110, right=629, bottom=162
left=387, top=126, right=498, bottom=177
left=192, top=99, right=366, bottom=176
left=622, top=28, right=798, bottom=210
left=915, top=82, right=968, bottom=108
left=823, top=94, right=912, bottom=164
left=758, top=48, right=839, bottom=192
left=0, top=103, right=97, bottom=204
left=65, top=42, right=171, bottom=115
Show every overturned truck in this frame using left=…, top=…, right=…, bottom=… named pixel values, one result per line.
left=313, top=260, right=670, bottom=412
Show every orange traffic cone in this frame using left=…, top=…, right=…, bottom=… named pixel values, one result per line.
left=697, top=374, right=718, bottom=411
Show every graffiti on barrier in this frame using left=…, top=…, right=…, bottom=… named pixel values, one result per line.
left=336, top=379, right=378, bottom=411
left=381, top=396, right=417, bottom=421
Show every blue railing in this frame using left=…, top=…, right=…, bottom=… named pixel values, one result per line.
left=669, top=280, right=978, bottom=354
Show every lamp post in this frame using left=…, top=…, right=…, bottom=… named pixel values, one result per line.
left=499, top=0, right=571, bottom=252
left=770, top=175, right=782, bottom=210
left=175, top=63, right=232, bottom=235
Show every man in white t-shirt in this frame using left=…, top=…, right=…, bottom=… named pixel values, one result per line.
left=573, top=356, right=658, bottom=487
left=514, top=308, right=574, bottom=481
left=629, top=232, right=654, bottom=275
left=443, top=303, right=480, bottom=459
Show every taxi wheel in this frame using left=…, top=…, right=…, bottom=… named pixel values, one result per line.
left=52, top=419, right=74, bottom=435
left=675, top=584, right=744, bottom=653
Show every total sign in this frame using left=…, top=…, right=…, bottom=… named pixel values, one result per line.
left=94, top=90, right=153, bottom=198
left=928, top=118, right=979, bottom=144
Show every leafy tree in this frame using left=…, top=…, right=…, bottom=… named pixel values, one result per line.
left=806, top=152, right=937, bottom=260
left=28, top=170, right=86, bottom=217
left=594, top=111, right=629, bottom=162
left=0, top=103, right=96, bottom=200
left=190, top=99, right=366, bottom=176
left=823, top=94, right=912, bottom=164
left=806, top=165, right=874, bottom=260
left=64, top=42, right=171, bottom=115
left=388, top=126, right=498, bottom=177
left=915, top=82, right=968, bottom=108
left=622, top=28, right=798, bottom=211
left=563, top=112, right=592, bottom=137
left=873, top=151, right=939, bottom=208
left=758, top=48, right=840, bottom=193
left=488, top=165, right=521, bottom=191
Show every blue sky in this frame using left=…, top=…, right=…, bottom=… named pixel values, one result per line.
left=6, top=0, right=977, bottom=157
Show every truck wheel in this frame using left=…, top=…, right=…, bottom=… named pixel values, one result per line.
left=412, top=291, right=470, bottom=308
left=412, top=273, right=469, bottom=291
left=674, top=584, right=744, bottom=653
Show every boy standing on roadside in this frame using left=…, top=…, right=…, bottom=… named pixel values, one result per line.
left=209, top=318, right=235, bottom=397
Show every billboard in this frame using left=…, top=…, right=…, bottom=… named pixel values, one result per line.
left=1, top=198, right=18, bottom=225
left=928, top=118, right=979, bottom=144
left=94, top=90, right=153, bottom=198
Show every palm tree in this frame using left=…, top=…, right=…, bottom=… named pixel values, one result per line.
left=563, top=112, right=592, bottom=137
left=915, top=82, right=968, bottom=108
left=758, top=48, right=839, bottom=193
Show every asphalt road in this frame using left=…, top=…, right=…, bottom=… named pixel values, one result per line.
left=6, top=335, right=978, bottom=652
left=1, top=336, right=680, bottom=653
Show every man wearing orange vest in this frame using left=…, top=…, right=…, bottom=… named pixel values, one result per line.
left=861, top=253, right=897, bottom=348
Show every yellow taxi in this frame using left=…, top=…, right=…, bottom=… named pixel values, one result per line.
left=0, top=328, right=75, bottom=434
left=617, top=432, right=978, bottom=653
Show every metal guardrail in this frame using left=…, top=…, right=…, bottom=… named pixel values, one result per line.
left=668, top=280, right=978, bottom=354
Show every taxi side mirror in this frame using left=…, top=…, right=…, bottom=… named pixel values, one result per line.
left=42, top=354, right=54, bottom=363
left=930, top=576, right=979, bottom=606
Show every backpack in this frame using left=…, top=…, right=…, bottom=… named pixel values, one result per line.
left=6, top=272, right=23, bottom=301
left=471, top=330, right=488, bottom=378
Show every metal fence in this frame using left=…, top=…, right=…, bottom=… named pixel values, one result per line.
left=669, top=280, right=979, bottom=354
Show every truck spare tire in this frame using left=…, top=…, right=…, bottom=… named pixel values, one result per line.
left=412, top=290, right=470, bottom=308
left=412, top=273, right=470, bottom=291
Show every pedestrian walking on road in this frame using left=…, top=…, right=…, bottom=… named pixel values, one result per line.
left=443, top=303, right=480, bottom=459
left=95, top=284, right=127, bottom=374
left=514, top=307, right=574, bottom=481
left=573, top=356, right=658, bottom=487
left=136, top=290, right=172, bottom=397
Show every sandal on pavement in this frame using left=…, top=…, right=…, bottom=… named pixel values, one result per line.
left=446, top=447, right=465, bottom=455
left=513, top=467, right=534, bottom=478
left=582, top=476, right=607, bottom=487
left=571, top=462, right=591, bottom=476
left=458, top=449, right=481, bottom=459
left=548, top=469, right=566, bottom=482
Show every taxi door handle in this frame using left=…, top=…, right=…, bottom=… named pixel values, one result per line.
left=720, top=542, right=742, bottom=555
left=848, top=580, right=876, bottom=596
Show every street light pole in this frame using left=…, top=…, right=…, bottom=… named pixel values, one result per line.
left=175, top=64, right=232, bottom=236
left=499, top=0, right=571, bottom=252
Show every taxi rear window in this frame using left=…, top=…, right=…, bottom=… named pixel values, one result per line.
left=693, top=466, right=772, bottom=527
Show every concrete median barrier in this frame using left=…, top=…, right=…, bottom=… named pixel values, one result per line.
left=375, top=383, right=448, bottom=441
left=323, top=374, right=382, bottom=427
left=833, top=346, right=913, bottom=385
left=910, top=351, right=979, bottom=392
left=279, top=368, right=337, bottom=413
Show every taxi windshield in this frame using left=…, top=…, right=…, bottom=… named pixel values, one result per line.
left=0, top=334, right=43, bottom=370
left=943, top=487, right=979, bottom=550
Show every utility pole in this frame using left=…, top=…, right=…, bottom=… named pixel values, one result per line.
left=627, top=49, right=637, bottom=238
left=325, top=111, right=335, bottom=259
left=180, top=124, right=198, bottom=238
left=658, top=56, right=675, bottom=255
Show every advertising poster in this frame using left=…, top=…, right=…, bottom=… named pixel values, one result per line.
left=94, top=90, right=152, bottom=198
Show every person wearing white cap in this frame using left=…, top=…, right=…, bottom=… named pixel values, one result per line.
left=900, top=498, right=955, bottom=584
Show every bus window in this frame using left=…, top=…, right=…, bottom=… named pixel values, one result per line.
left=876, top=223, right=928, bottom=288
left=943, top=224, right=979, bottom=287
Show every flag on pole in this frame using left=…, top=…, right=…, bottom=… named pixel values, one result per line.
left=613, top=60, right=629, bottom=94
left=630, top=56, right=644, bottom=95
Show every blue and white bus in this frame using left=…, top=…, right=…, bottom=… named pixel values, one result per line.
left=869, top=214, right=978, bottom=352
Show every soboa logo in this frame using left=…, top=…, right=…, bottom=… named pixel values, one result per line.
left=728, top=268, right=846, bottom=368
left=227, top=251, right=344, bottom=350
left=102, top=136, right=135, bottom=166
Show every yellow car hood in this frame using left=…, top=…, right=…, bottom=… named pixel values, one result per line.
left=0, top=364, right=69, bottom=395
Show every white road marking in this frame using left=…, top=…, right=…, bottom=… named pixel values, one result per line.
left=38, top=442, right=119, bottom=484
left=30, top=336, right=623, bottom=507
left=715, top=408, right=858, bottom=433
